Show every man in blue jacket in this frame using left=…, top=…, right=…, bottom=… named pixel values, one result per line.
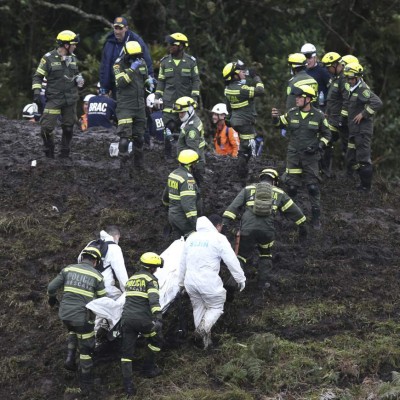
left=99, top=16, right=154, bottom=98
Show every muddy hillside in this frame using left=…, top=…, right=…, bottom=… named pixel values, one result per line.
left=1, top=116, right=400, bottom=400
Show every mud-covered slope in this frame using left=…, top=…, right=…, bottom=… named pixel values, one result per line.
left=1, top=116, right=400, bottom=400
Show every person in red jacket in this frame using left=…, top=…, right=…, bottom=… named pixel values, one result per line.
left=211, top=103, right=239, bottom=157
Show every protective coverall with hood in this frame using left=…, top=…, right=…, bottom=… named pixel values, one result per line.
left=178, top=216, right=245, bottom=347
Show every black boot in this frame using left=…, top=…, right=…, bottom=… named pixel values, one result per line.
left=133, top=148, right=144, bottom=169
left=64, top=349, right=77, bottom=371
left=42, top=132, right=55, bottom=158
left=60, top=126, right=73, bottom=158
left=123, top=378, right=136, bottom=396
left=311, top=207, right=321, bottom=230
left=80, top=372, right=93, bottom=396
left=141, top=352, right=162, bottom=378
left=357, top=164, right=373, bottom=191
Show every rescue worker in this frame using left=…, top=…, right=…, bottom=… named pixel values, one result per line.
left=179, top=215, right=246, bottom=350
left=87, top=87, right=117, bottom=130
left=80, top=94, right=95, bottom=132
left=145, top=93, right=165, bottom=147
left=120, top=252, right=164, bottom=396
left=174, top=96, right=206, bottom=185
left=47, top=244, right=106, bottom=395
left=211, top=103, right=240, bottom=157
left=286, top=53, right=318, bottom=110
left=99, top=16, right=154, bottom=98
left=300, top=43, right=331, bottom=109
left=162, top=149, right=201, bottom=238
left=154, top=33, right=200, bottom=158
left=223, top=168, right=307, bottom=291
left=223, top=60, right=265, bottom=177
left=343, top=62, right=383, bottom=191
left=32, top=30, right=83, bottom=159
left=272, top=85, right=331, bottom=229
left=113, top=41, right=148, bottom=169
left=320, top=52, right=349, bottom=176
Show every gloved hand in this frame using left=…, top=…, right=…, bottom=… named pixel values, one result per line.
left=153, top=98, right=163, bottom=110
left=48, top=296, right=59, bottom=307
left=146, top=76, right=156, bottom=92
left=33, top=92, right=41, bottom=107
left=178, top=285, right=186, bottom=295
left=305, top=146, right=316, bottom=155
left=237, top=281, right=246, bottom=292
left=318, top=141, right=325, bottom=151
left=75, top=74, right=84, bottom=88
left=298, top=224, right=308, bottom=241
left=153, top=319, right=163, bottom=334
left=249, top=138, right=256, bottom=157
left=130, top=60, right=142, bottom=70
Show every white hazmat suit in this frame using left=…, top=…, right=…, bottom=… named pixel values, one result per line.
left=179, top=216, right=245, bottom=348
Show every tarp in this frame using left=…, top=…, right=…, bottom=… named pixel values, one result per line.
left=86, top=238, right=185, bottom=329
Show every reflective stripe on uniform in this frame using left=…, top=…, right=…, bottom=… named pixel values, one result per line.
left=223, top=211, right=236, bottom=220
left=126, top=291, right=149, bottom=298
left=169, top=193, right=180, bottom=200
left=170, top=173, right=185, bottom=183
left=296, top=216, right=307, bottom=225
left=259, top=241, right=274, bottom=249
left=118, top=118, right=133, bottom=125
left=64, top=266, right=103, bottom=281
left=281, top=199, right=294, bottom=212
left=181, top=190, right=196, bottom=197
left=64, top=286, right=94, bottom=298
left=231, top=100, right=250, bottom=109
left=186, top=211, right=197, bottom=218
left=148, top=344, right=161, bottom=352
left=286, top=168, right=302, bottom=174
left=76, top=331, right=95, bottom=340
left=43, top=109, right=61, bottom=115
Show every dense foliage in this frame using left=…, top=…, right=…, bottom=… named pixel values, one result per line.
left=1, top=0, right=399, bottom=175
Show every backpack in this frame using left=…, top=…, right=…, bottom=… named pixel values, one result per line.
left=253, top=182, right=273, bottom=216
left=86, top=239, right=115, bottom=272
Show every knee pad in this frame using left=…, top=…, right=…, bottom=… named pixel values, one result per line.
left=287, top=185, right=297, bottom=197
left=307, top=184, right=320, bottom=197
left=119, top=138, right=130, bottom=153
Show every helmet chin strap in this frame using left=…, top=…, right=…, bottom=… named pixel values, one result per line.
left=179, top=106, right=194, bottom=123
left=299, top=97, right=311, bottom=110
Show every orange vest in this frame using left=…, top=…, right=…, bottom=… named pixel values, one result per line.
left=214, top=123, right=240, bottom=157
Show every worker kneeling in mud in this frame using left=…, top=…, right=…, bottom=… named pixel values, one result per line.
left=223, top=168, right=307, bottom=292
left=120, top=252, right=164, bottom=396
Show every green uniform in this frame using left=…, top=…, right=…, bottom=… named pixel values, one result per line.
left=47, top=261, right=106, bottom=379
left=162, top=165, right=201, bottom=237
left=286, top=70, right=318, bottom=110
left=274, top=105, right=331, bottom=212
left=177, top=113, right=206, bottom=184
left=32, top=49, right=80, bottom=157
left=224, top=76, right=265, bottom=174
left=113, top=56, right=148, bottom=165
left=346, top=79, right=382, bottom=189
left=223, top=183, right=305, bottom=287
left=121, top=268, right=162, bottom=381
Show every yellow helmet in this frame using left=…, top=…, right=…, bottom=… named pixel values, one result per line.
left=173, top=96, right=197, bottom=112
left=177, top=149, right=199, bottom=165
left=291, top=84, right=316, bottom=98
left=341, top=55, right=359, bottom=66
left=140, top=252, right=164, bottom=269
left=222, top=60, right=245, bottom=81
left=321, top=52, right=342, bottom=67
left=57, top=30, right=79, bottom=45
left=124, top=41, right=142, bottom=56
left=259, top=168, right=279, bottom=181
left=288, top=53, right=307, bottom=68
left=343, top=62, right=363, bottom=78
left=166, top=32, right=189, bottom=47
left=81, top=245, right=102, bottom=263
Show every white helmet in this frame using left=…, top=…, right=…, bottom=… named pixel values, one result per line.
left=301, top=43, right=317, bottom=56
left=211, top=103, right=228, bottom=115
left=83, top=94, right=95, bottom=102
left=22, top=103, right=39, bottom=119
left=146, top=93, right=155, bottom=108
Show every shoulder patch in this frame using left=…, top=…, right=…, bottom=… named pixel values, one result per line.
left=188, top=130, right=197, bottom=139
left=362, top=89, right=371, bottom=98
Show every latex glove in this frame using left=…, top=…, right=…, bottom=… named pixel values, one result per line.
left=237, top=281, right=246, bottom=292
left=250, top=139, right=256, bottom=157
left=130, top=60, right=141, bottom=70
left=75, top=74, right=84, bottom=88
left=145, top=76, right=155, bottom=93
left=48, top=296, right=59, bottom=307
left=153, top=98, right=163, bottom=110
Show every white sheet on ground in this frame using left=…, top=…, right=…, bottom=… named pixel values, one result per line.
left=86, top=238, right=185, bottom=329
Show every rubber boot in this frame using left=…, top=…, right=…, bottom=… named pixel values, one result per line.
left=80, top=372, right=93, bottom=396
left=121, top=362, right=136, bottom=396
left=41, top=132, right=55, bottom=158
left=237, top=154, right=248, bottom=179
left=64, top=348, right=77, bottom=371
left=141, top=351, right=162, bottom=378
left=133, top=147, right=144, bottom=169
left=357, top=164, right=373, bottom=192
left=311, top=207, right=321, bottom=230
left=60, top=126, right=73, bottom=158
left=322, top=146, right=333, bottom=177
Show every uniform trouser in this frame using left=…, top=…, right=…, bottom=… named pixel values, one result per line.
left=40, top=101, right=77, bottom=156
left=285, top=150, right=321, bottom=209
left=186, top=284, right=225, bottom=333
left=346, top=133, right=372, bottom=171
left=233, top=124, right=256, bottom=176
left=238, top=229, right=274, bottom=286
left=162, top=112, right=180, bottom=157
left=120, top=318, right=162, bottom=379
left=168, top=212, right=196, bottom=239
left=63, top=321, right=95, bottom=378
left=116, top=114, right=145, bottom=165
